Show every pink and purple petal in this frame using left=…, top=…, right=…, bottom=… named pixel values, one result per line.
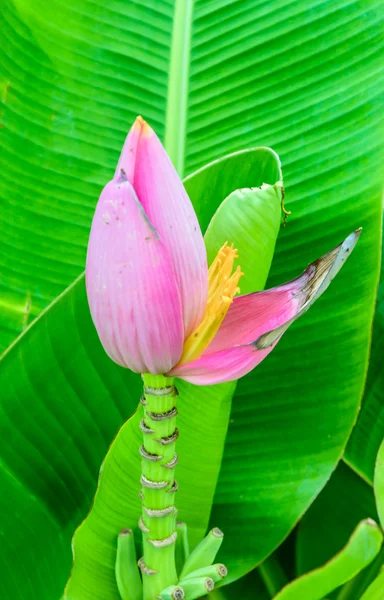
left=170, top=230, right=360, bottom=385
left=114, top=118, right=141, bottom=183
left=168, top=343, right=278, bottom=385
left=115, top=117, right=208, bottom=337
left=86, top=176, right=184, bottom=374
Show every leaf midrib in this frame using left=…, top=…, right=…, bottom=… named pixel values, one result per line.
left=164, top=0, right=194, bottom=177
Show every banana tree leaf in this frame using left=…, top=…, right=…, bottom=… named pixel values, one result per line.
left=1, top=0, right=383, bottom=596
left=345, top=226, right=384, bottom=484
left=209, top=193, right=381, bottom=580
left=296, top=463, right=378, bottom=574
left=258, top=555, right=289, bottom=598
left=1, top=152, right=381, bottom=599
left=340, top=440, right=384, bottom=600
left=208, top=545, right=290, bottom=599
left=64, top=392, right=235, bottom=600
left=65, top=168, right=284, bottom=599
left=296, top=463, right=382, bottom=599
left=360, top=568, right=384, bottom=600
left=374, top=437, right=384, bottom=529
left=275, top=520, right=383, bottom=600
left=208, top=571, right=270, bottom=600
left=1, top=0, right=384, bottom=350
left=63, top=155, right=284, bottom=600
left=0, top=149, right=282, bottom=600
left=335, top=553, right=384, bottom=600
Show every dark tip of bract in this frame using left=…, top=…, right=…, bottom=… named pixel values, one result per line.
left=116, top=168, right=128, bottom=184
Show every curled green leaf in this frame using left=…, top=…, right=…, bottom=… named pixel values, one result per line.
left=274, top=520, right=383, bottom=600
left=204, top=183, right=283, bottom=294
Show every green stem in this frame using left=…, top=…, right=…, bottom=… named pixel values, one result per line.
left=139, top=373, right=179, bottom=600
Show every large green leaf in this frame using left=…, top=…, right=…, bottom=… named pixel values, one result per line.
left=0, top=149, right=282, bottom=600
left=209, top=571, right=270, bottom=600
left=1, top=0, right=384, bottom=350
left=1, top=0, right=383, bottom=596
left=296, top=463, right=378, bottom=575
left=209, top=200, right=381, bottom=579
left=222, top=465, right=383, bottom=600
left=360, top=568, right=384, bottom=600
left=296, top=463, right=383, bottom=599
left=374, top=437, right=384, bottom=530
left=276, top=520, right=382, bottom=600
left=64, top=150, right=282, bottom=600
left=64, top=389, right=234, bottom=600
left=344, top=225, right=384, bottom=483
left=0, top=150, right=381, bottom=598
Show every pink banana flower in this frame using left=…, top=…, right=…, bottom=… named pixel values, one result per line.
left=86, top=117, right=359, bottom=385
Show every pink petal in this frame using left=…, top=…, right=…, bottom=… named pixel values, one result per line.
left=86, top=175, right=184, bottom=374
left=168, top=343, right=278, bottom=385
left=115, top=117, right=208, bottom=337
left=170, top=230, right=360, bottom=385
left=206, top=285, right=302, bottom=354
left=114, top=119, right=141, bottom=183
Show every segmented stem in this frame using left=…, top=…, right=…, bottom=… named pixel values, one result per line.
left=139, top=374, right=179, bottom=599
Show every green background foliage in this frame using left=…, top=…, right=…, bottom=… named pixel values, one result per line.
left=1, top=0, right=383, bottom=349
left=345, top=228, right=384, bottom=484
left=1, top=1, right=384, bottom=599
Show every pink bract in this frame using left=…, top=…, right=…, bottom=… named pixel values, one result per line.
left=86, top=117, right=360, bottom=383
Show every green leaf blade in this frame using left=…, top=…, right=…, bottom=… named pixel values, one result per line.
left=374, top=437, right=384, bottom=530
left=345, top=227, right=384, bottom=484
left=4, top=1, right=383, bottom=354
left=1, top=2, right=384, bottom=596
left=204, top=183, right=283, bottom=293
left=360, top=568, right=384, bottom=600
left=210, top=194, right=381, bottom=581
left=0, top=148, right=280, bottom=600
left=275, top=520, right=383, bottom=600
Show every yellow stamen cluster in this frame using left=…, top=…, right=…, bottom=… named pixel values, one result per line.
left=180, top=242, right=243, bottom=365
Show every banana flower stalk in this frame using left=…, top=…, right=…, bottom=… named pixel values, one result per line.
left=85, top=116, right=359, bottom=600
